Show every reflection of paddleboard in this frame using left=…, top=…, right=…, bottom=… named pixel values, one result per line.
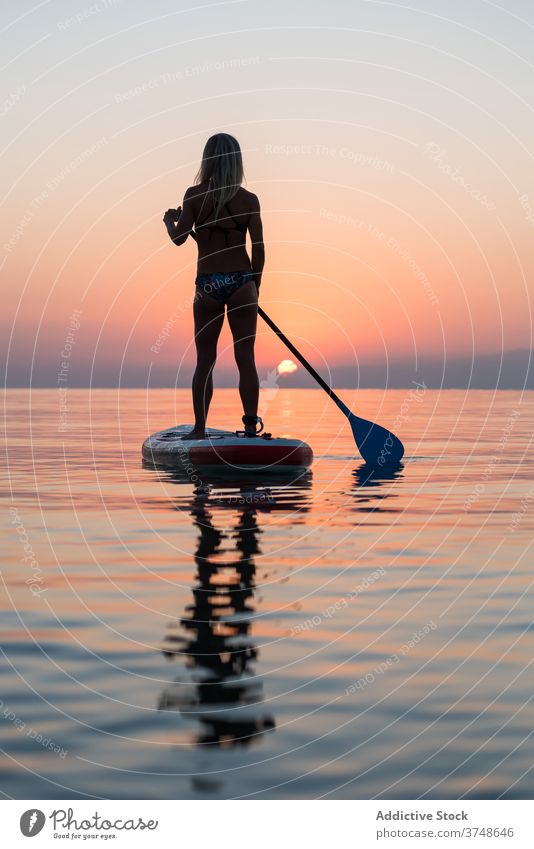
left=142, top=425, right=313, bottom=474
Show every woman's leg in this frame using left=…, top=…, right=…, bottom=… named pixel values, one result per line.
left=226, top=280, right=259, bottom=432
left=186, top=288, right=225, bottom=437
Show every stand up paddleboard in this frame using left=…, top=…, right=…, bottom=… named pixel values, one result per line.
left=142, top=425, right=313, bottom=474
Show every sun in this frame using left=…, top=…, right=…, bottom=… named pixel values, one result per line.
left=277, top=359, right=298, bottom=375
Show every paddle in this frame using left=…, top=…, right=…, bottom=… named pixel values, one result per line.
left=175, top=220, right=404, bottom=464
left=257, top=307, right=404, bottom=465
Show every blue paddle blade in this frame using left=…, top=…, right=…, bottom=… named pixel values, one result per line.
left=347, top=411, right=405, bottom=465
left=334, top=398, right=404, bottom=464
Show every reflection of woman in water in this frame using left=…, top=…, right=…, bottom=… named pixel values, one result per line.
left=163, top=133, right=265, bottom=440
left=159, top=486, right=275, bottom=749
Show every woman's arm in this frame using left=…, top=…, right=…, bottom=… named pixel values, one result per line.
left=248, top=193, right=265, bottom=289
left=163, top=186, right=196, bottom=246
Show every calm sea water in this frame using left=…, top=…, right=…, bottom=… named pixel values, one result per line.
left=1, top=388, right=533, bottom=800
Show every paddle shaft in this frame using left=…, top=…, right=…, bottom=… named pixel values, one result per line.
left=258, top=306, right=351, bottom=417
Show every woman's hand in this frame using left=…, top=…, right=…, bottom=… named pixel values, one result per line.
left=164, top=191, right=194, bottom=246
left=163, top=206, right=181, bottom=226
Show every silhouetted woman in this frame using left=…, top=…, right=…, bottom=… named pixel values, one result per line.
left=163, top=133, right=265, bottom=438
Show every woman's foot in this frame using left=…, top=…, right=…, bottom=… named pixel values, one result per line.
left=179, top=429, right=207, bottom=440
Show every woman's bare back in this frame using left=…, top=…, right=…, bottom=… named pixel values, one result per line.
left=190, top=183, right=261, bottom=275
left=165, top=181, right=265, bottom=283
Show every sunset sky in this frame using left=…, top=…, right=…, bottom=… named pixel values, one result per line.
left=2, top=0, right=533, bottom=387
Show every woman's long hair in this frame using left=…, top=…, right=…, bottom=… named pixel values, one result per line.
left=194, top=133, right=244, bottom=220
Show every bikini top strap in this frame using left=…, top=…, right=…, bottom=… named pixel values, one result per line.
left=196, top=181, right=246, bottom=232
